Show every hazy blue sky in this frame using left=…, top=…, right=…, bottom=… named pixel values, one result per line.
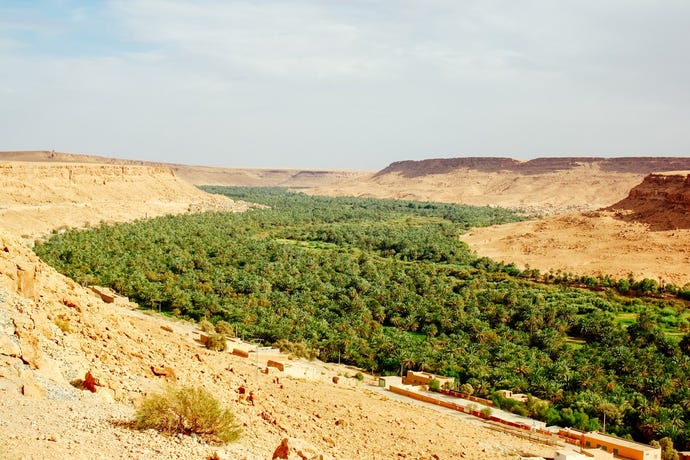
left=2, top=1, right=689, bottom=169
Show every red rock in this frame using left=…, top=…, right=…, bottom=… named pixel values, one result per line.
left=272, top=438, right=289, bottom=460
left=84, top=371, right=99, bottom=392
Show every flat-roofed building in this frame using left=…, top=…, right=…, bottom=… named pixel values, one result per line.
left=581, top=432, right=661, bottom=460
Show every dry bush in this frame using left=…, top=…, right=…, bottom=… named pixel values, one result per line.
left=134, top=386, right=241, bottom=444
left=205, top=333, right=227, bottom=351
left=274, top=339, right=318, bottom=360
left=198, top=319, right=216, bottom=334
left=214, top=320, right=234, bottom=337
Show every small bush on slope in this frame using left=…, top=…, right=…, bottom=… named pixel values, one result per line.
left=205, top=333, right=228, bottom=351
left=134, top=386, right=241, bottom=444
left=214, top=320, right=234, bottom=337
left=198, top=319, right=216, bottom=334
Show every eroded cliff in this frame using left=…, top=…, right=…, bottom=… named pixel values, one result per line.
left=607, top=172, right=690, bottom=230
left=0, top=162, right=248, bottom=237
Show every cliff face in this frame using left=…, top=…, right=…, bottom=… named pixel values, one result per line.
left=607, top=173, right=690, bottom=230
left=0, top=162, right=247, bottom=237
left=0, top=163, right=177, bottom=206
left=626, top=173, right=690, bottom=203
left=0, top=151, right=371, bottom=187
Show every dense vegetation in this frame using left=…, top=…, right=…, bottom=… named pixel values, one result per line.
left=36, top=188, right=690, bottom=448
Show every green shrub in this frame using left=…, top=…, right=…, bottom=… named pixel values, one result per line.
left=428, top=378, right=441, bottom=392
left=198, top=319, right=216, bottom=334
left=459, top=383, right=474, bottom=395
left=214, top=320, right=234, bottom=337
left=134, top=386, right=241, bottom=444
left=205, top=333, right=227, bottom=351
left=274, top=339, right=318, bottom=360
left=355, top=372, right=364, bottom=381
left=651, top=437, right=679, bottom=460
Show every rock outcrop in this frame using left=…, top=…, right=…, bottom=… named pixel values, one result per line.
left=607, top=172, right=690, bottom=230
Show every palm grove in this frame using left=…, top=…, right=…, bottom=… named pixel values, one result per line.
left=35, top=187, right=690, bottom=448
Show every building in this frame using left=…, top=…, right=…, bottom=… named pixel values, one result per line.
left=497, top=389, right=530, bottom=403
left=580, top=432, right=661, bottom=460
left=401, top=370, right=454, bottom=388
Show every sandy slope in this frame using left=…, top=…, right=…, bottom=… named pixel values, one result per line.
left=461, top=173, right=690, bottom=287
left=461, top=211, right=690, bottom=286
left=308, top=167, right=642, bottom=215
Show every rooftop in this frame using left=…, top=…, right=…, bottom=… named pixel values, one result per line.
left=584, top=431, right=660, bottom=452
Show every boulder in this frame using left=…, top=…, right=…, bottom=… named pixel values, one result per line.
left=272, top=438, right=289, bottom=460
left=150, top=365, right=177, bottom=382
left=16, top=264, right=38, bottom=301
left=84, top=371, right=99, bottom=392
left=17, top=329, right=41, bottom=370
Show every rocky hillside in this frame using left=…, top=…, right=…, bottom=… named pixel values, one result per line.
left=311, top=157, right=690, bottom=215
left=0, top=162, right=249, bottom=238
left=606, top=172, right=690, bottom=230
left=0, top=151, right=370, bottom=188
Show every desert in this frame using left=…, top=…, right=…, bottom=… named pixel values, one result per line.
left=5, top=2, right=690, bottom=458
left=2, top=151, right=690, bottom=460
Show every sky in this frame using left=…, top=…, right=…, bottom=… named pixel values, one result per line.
left=1, top=1, right=690, bottom=170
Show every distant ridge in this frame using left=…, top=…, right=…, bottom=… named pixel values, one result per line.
left=376, top=156, right=690, bottom=178
left=0, top=151, right=370, bottom=187
left=311, top=155, right=690, bottom=215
